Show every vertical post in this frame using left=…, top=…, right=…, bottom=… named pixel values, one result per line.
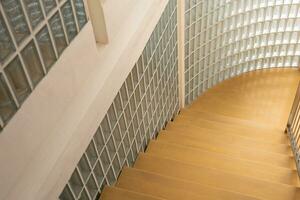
left=86, top=0, right=109, bottom=44
left=177, top=0, right=185, bottom=108
left=288, top=82, right=300, bottom=127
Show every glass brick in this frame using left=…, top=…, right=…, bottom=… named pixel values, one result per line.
left=128, top=123, right=135, bottom=142
left=120, top=83, right=128, bottom=105
left=127, top=150, right=134, bottom=167
left=49, top=12, right=67, bottom=55
left=112, top=126, right=121, bottom=147
left=86, top=176, right=98, bottom=199
left=117, top=144, right=126, bottom=165
left=106, top=167, right=116, bottom=185
left=112, top=156, right=121, bottom=177
left=93, top=161, right=104, bottom=186
left=126, top=74, right=134, bottom=96
left=0, top=13, right=15, bottom=63
left=77, top=155, right=91, bottom=182
left=69, top=169, right=84, bottom=198
left=118, top=113, right=126, bottom=135
left=94, top=128, right=105, bottom=153
left=86, top=141, right=98, bottom=168
left=100, top=148, right=110, bottom=173
left=36, top=26, right=56, bottom=70
left=0, top=74, right=17, bottom=122
left=59, top=185, right=75, bottom=200
left=72, top=0, right=87, bottom=29
left=78, top=189, right=89, bottom=200
left=100, top=115, right=111, bottom=141
left=131, top=64, right=139, bottom=85
left=2, top=0, right=30, bottom=44
left=107, top=104, right=117, bottom=128
left=113, top=93, right=123, bottom=117
left=129, top=94, right=136, bottom=112
left=99, top=179, right=107, bottom=192
left=61, top=1, right=77, bottom=42
left=124, top=104, right=131, bottom=122
left=23, top=0, right=44, bottom=29
left=5, top=56, right=31, bottom=103
left=131, top=140, right=138, bottom=160
left=123, top=133, right=130, bottom=153
left=41, top=0, right=56, bottom=15
left=107, top=136, right=116, bottom=159
left=21, top=41, right=44, bottom=86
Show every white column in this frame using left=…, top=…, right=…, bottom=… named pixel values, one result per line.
left=177, top=0, right=185, bottom=108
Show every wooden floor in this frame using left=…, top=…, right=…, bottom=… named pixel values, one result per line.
left=101, top=68, right=300, bottom=200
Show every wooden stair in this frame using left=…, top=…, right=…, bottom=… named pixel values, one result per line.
left=100, top=187, right=164, bottom=200
left=100, top=69, right=300, bottom=199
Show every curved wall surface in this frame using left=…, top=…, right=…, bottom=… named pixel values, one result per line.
left=184, top=0, right=300, bottom=105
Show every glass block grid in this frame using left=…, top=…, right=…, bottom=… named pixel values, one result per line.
left=60, top=0, right=179, bottom=199
left=0, top=0, right=88, bottom=129
left=184, top=0, right=300, bottom=105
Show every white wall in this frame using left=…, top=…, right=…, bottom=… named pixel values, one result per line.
left=0, top=0, right=169, bottom=199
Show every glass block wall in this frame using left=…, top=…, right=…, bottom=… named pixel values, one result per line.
left=184, top=0, right=300, bottom=105
left=0, top=0, right=88, bottom=128
left=59, top=0, right=179, bottom=199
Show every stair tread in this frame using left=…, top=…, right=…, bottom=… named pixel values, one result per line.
left=158, top=130, right=291, bottom=155
left=117, top=167, right=260, bottom=200
left=193, top=97, right=287, bottom=112
left=187, top=97, right=292, bottom=126
left=199, top=90, right=293, bottom=100
left=196, top=94, right=291, bottom=107
left=100, top=187, right=165, bottom=200
left=152, top=137, right=294, bottom=168
left=169, top=117, right=284, bottom=135
left=166, top=121, right=289, bottom=144
left=146, top=140, right=299, bottom=186
left=191, top=96, right=287, bottom=111
left=174, top=114, right=282, bottom=133
left=178, top=109, right=282, bottom=130
left=159, top=129, right=291, bottom=154
left=134, top=153, right=300, bottom=200
left=179, top=109, right=276, bottom=129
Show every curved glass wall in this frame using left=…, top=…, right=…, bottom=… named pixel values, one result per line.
left=184, top=0, right=300, bottom=105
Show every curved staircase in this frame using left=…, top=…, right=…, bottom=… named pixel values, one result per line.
left=100, top=69, right=300, bottom=200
